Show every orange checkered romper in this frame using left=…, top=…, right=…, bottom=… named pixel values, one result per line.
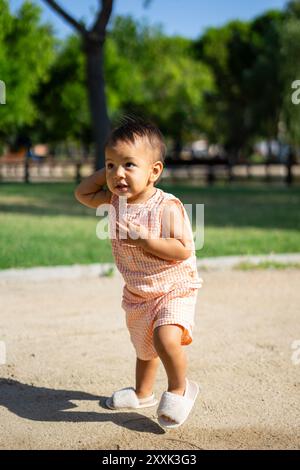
left=108, top=187, right=203, bottom=360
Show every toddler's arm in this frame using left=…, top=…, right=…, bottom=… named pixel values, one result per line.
left=139, top=201, right=193, bottom=261
left=74, top=167, right=112, bottom=208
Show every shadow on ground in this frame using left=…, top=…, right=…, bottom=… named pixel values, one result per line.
left=0, top=378, right=164, bottom=435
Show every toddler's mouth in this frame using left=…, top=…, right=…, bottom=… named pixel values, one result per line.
left=115, top=183, right=129, bottom=192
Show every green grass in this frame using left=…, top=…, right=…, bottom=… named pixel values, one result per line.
left=0, top=181, right=299, bottom=269
left=234, top=261, right=300, bottom=270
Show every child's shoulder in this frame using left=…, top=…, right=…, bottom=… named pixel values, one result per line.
left=158, top=188, right=184, bottom=207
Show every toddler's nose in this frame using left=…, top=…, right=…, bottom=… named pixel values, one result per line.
left=115, top=165, right=126, bottom=177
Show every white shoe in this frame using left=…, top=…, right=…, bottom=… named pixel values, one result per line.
left=157, top=378, right=199, bottom=428
left=106, top=387, right=158, bottom=410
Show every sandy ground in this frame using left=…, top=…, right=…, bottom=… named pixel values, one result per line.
left=0, top=269, right=299, bottom=450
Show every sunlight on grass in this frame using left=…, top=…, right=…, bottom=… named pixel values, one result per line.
left=234, top=261, right=300, bottom=270
left=0, top=182, right=299, bottom=269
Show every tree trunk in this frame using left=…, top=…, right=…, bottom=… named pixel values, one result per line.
left=85, top=38, right=110, bottom=170
left=42, top=0, right=114, bottom=171
left=173, top=137, right=183, bottom=160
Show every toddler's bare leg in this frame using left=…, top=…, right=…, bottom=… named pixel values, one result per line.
left=135, top=357, right=160, bottom=399
left=153, top=324, right=187, bottom=424
left=153, top=325, right=187, bottom=396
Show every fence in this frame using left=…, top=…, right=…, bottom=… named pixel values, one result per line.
left=0, top=155, right=299, bottom=185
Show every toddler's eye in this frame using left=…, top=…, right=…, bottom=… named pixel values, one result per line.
left=106, top=163, right=113, bottom=169
left=126, top=162, right=135, bottom=168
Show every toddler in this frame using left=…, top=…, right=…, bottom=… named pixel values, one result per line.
left=75, top=117, right=203, bottom=428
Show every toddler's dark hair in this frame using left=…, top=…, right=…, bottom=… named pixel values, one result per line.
left=105, top=115, right=167, bottom=164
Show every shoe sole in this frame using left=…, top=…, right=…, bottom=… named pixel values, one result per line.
left=105, top=397, right=158, bottom=410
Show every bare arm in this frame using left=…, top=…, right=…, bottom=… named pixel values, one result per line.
left=133, top=201, right=193, bottom=261
left=140, top=238, right=191, bottom=261
left=74, top=167, right=112, bottom=208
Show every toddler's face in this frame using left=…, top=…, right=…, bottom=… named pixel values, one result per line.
left=105, top=137, right=163, bottom=203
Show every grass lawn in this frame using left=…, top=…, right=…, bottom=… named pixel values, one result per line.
left=0, top=181, right=299, bottom=269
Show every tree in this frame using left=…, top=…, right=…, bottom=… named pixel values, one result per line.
left=286, top=0, right=300, bottom=18
left=31, top=35, right=92, bottom=148
left=34, top=11, right=213, bottom=161
left=141, top=35, right=214, bottom=157
left=193, top=21, right=255, bottom=160
left=105, top=16, right=214, bottom=157
left=0, top=0, right=55, bottom=144
left=280, top=3, right=300, bottom=147
left=42, top=0, right=153, bottom=170
left=247, top=11, right=284, bottom=148
left=193, top=11, right=284, bottom=161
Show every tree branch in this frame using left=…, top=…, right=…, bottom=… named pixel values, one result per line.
left=42, top=0, right=87, bottom=36
left=91, top=0, right=113, bottom=38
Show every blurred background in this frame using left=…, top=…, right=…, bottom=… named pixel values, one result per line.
left=0, top=0, right=299, bottom=269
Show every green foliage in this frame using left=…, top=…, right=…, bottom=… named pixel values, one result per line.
left=10, top=13, right=213, bottom=148
left=0, top=0, right=55, bottom=141
left=194, top=21, right=253, bottom=151
left=194, top=12, right=285, bottom=157
left=248, top=11, right=284, bottom=140
left=280, top=13, right=300, bottom=145
left=32, top=35, right=91, bottom=144
left=105, top=15, right=214, bottom=144
left=286, top=0, right=300, bottom=18
left=1, top=1, right=299, bottom=152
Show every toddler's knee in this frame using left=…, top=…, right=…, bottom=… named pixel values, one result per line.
left=153, top=325, right=181, bottom=355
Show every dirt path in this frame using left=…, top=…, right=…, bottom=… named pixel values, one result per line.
left=0, top=270, right=299, bottom=450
